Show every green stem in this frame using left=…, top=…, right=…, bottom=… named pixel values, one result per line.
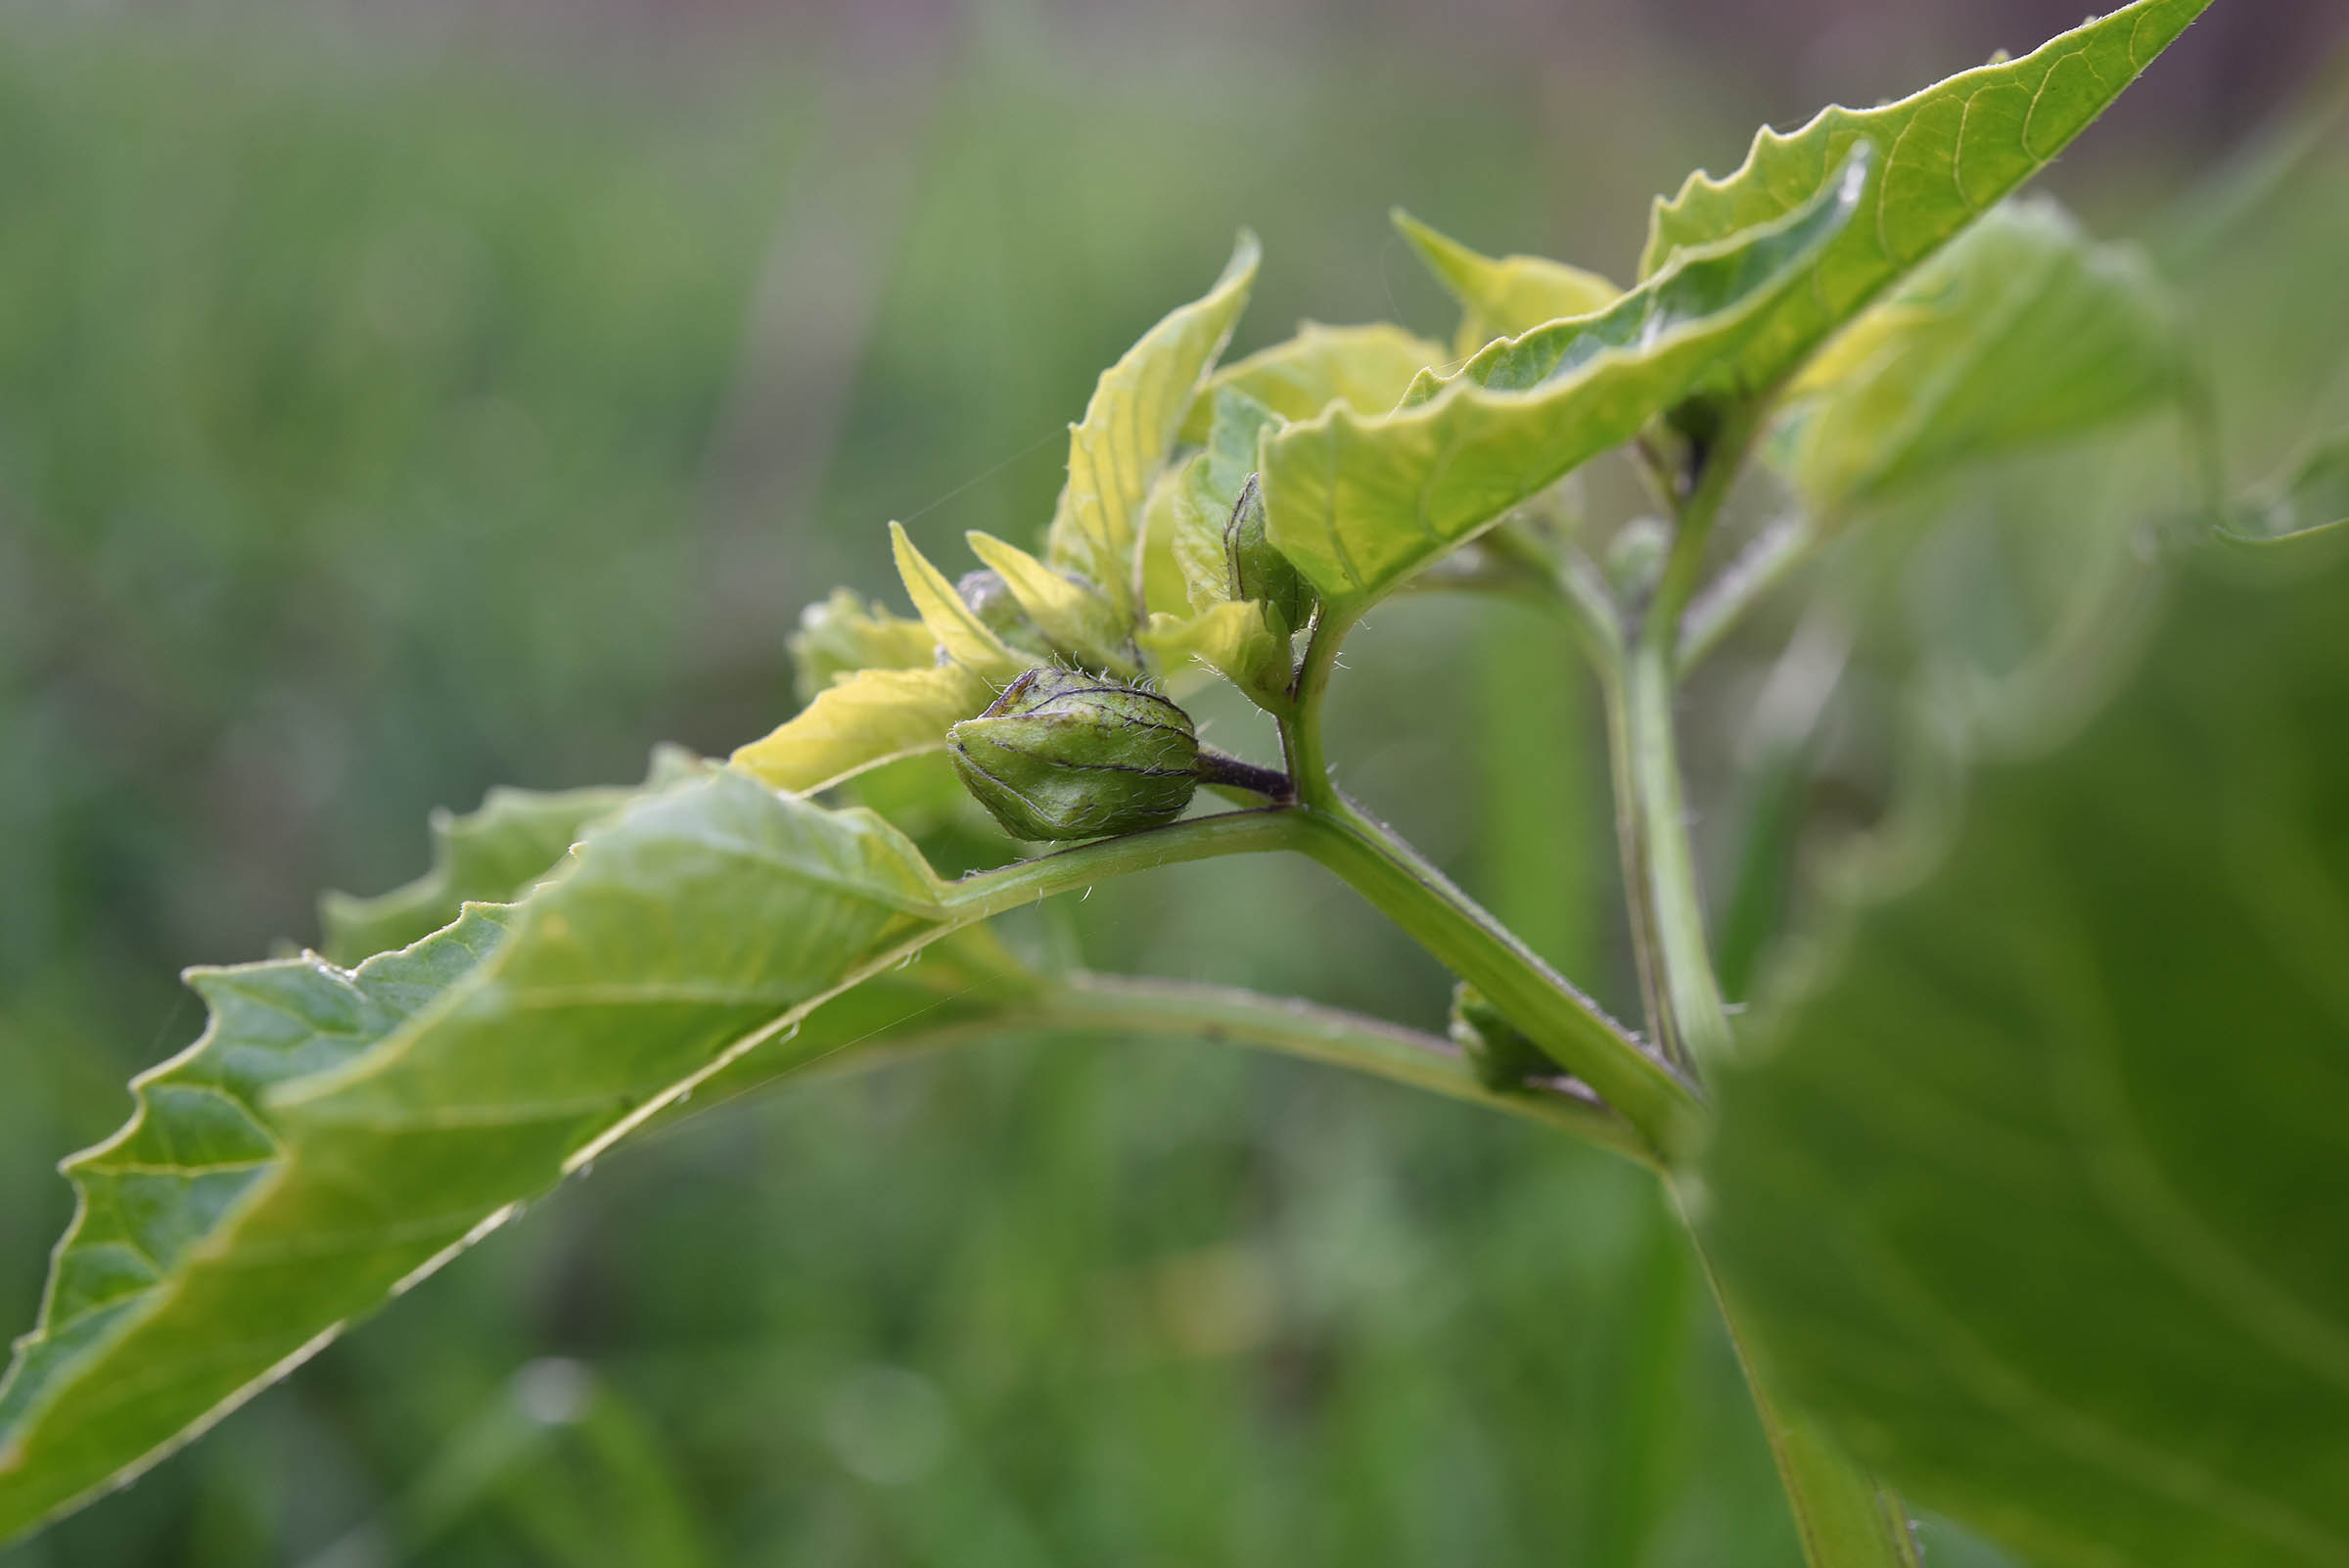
left=1282, top=603, right=1358, bottom=809
left=1048, top=974, right=1652, bottom=1161
left=937, top=807, right=1311, bottom=921
left=1275, top=593, right=1693, bottom=1149
left=1600, top=657, right=1678, bottom=1071
left=1610, top=409, right=1758, bottom=1072
left=1678, top=511, right=1819, bottom=674
left=1289, top=797, right=1697, bottom=1158
left=1621, top=413, right=1922, bottom=1566
left=935, top=805, right=1695, bottom=1159
left=1617, top=633, right=1732, bottom=1067
left=822, top=973, right=1659, bottom=1169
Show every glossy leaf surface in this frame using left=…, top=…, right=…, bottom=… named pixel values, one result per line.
left=1641, top=0, right=2214, bottom=399
left=1262, top=152, right=1865, bottom=610
left=1703, top=540, right=2349, bottom=1567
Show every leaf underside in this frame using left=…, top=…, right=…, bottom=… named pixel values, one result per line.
left=1774, top=197, right=2182, bottom=515
left=1703, top=539, right=2349, bottom=1568
left=0, top=772, right=1013, bottom=1544
left=1262, top=150, right=1867, bottom=610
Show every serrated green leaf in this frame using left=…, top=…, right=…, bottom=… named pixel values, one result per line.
left=1172, top=387, right=1285, bottom=612
left=787, top=586, right=940, bottom=705
left=1775, top=198, right=2184, bottom=515
left=1140, top=601, right=1293, bottom=712
left=1176, top=320, right=1442, bottom=444
left=1392, top=210, right=1620, bottom=355
left=888, top=522, right=1025, bottom=685
left=1701, top=541, right=2349, bottom=1567
left=0, top=772, right=998, bottom=1544
left=1044, top=232, right=1261, bottom=619
left=729, top=662, right=997, bottom=795
left=961, top=530, right=1137, bottom=675
left=1263, top=151, right=1866, bottom=610
left=318, top=746, right=708, bottom=965
left=1639, top=0, right=2213, bottom=401
left=2228, top=430, right=2349, bottom=543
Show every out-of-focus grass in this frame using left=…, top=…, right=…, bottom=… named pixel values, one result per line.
left=0, top=8, right=2340, bottom=1565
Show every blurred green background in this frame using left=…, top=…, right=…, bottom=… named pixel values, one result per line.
left=2, top=3, right=2342, bottom=1564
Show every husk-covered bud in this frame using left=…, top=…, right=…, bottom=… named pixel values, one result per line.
left=948, top=669, right=1199, bottom=841
left=1223, top=475, right=1315, bottom=631
left=1449, top=982, right=1555, bottom=1092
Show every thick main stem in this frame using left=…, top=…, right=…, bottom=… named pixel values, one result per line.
left=1619, top=631, right=1732, bottom=1067
left=1622, top=414, right=1920, bottom=1568
left=937, top=804, right=1695, bottom=1159
left=1611, top=413, right=1756, bottom=1072
left=1292, top=798, right=1697, bottom=1158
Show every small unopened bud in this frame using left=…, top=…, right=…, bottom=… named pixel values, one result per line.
left=955, top=570, right=1054, bottom=661
left=948, top=669, right=1199, bottom=841
left=1449, top=983, right=1555, bottom=1092
left=1603, top=517, right=1670, bottom=602
left=1224, top=476, right=1314, bottom=631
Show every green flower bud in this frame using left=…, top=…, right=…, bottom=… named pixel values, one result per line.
left=1449, top=982, right=1556, bottom=1092
left=948, top=669, right=1200, bottom=841
left=1223, top=475, right=1315, bottom=631
left=1603, top=517, right=1670, bottom=602
left=955, top=569, right=1055, bottom=662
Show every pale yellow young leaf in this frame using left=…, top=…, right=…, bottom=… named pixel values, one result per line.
left=728, top=662, right=996, bottom=794
left=1392, top=210, right=1619, bottom=355
left=788, top=587, right=939, bottom=703
left=889, top=521, right=1026, bottom=685
left=961, top=530, right=1136, bottom=675
left=1138, top=463, right=1194, bottom=622
left=1140, top=602, right=1292, bottom=713
left=1044, top=232, right=1261, bottom=619
left=1177, top=321, right=1442, bottom=444
left=1170, top=452, right=1233, bottom=614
